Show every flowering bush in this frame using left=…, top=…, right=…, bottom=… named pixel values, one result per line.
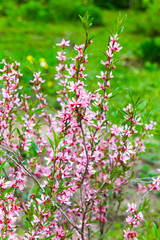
left=0, top=14, right=158, bottom=240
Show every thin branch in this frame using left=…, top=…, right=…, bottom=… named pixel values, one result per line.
left=138, top=186, right=154, bottom=207
left=105, top=111, right=112, bottom=173
left=130, top=177, right=153, bottom=183
left=55, top=203, right=82, bottom=235
left=0, top=145, right=82, bottom=235
left=80, top=119, right=90, bottom=185
left=0, top=145, right=45, bottom=193
left=86, top=180, right=107, bottom=209
left=99, top=198, right=121, bottom=240
left=79, top=117, right=90, bottom=239
left=2, top=168, right=9, bottom=180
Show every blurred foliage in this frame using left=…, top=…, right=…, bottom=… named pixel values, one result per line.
left=93, top=0, right=130, bottom=9
left=137, top=37, right=160, bottom=63
left=135, top=0, right=160, bottom=36
left=0, top=0, right=103, bottom=25
left=145, top=0, right=160, bottom=36
left=93, top=0, right=153, bottom=9
left=139, top=217, right=160, bottom=240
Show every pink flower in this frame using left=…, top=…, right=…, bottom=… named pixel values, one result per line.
left=124, top=228, right=138, bottom=239
left=74, top=44, right=85, bottom=51
left=110, top=34, right=119, bottom=43
left=56, top=38, right=70, bottom=47
left=96, top=71, right=107, bottom=80
left=126, top=203, right=137, bottom=214
left=136, top=211, right=144, bottom=221
left=125, top=216, right=135, bottom=225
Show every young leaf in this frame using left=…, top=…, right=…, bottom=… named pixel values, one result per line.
left=0, top=160, right=8, bottom=172
left=153, top=222, right=158, bottom=240
left=3, top=236, right=9, bottom=240
left=46, top=135, right=55, bottom=151
left=58, top=144, right=69, bottom=152
left=40, top=235, right=56, bottom=240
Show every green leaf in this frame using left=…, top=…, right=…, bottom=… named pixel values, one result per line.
left=58, top=144, right=69, bottom=152
left=59, top=179, right=65, bottom=189
left=118, top=25, right=124, bottom=35
left=153, top=222, right=158, bottom=240
left=40, top=235, right=56, bottom=240
left=32, top=108, right=44, bottom=114
left=79, top=12, right=93, bottom=31
left=66, top=233, right=73, bottom=238
left=142, top=237, right=147, bottom=240
left=23, top=219, right=29, bottom=231
left=30, top=202, right=34, bottom=215
left=60, top=137, right=68, bottom=142
left=0, top=160, right=8, bottom=172
left=46, top=135, right=54, bottom=151
left=145, top=220, right=148, bottom=231
left=15, top=127, right=22, bottom=137
left=52, top=128, right=58, bottom=149
left=116, top=13, right=127, bottom=35
left=44, top=213, right=55, bottom=223
left=3, top=236, right=9, bottom=240
left=48, top=105, right=58, bottom=114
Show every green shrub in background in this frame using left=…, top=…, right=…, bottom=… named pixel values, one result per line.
left=20, top=0, right=47, bottom=21
left=135, top=0, right=160, bottom=36
left=0, top=0, right=103, bottom=25
left=145, top=0, right=160, bottom=35
left=93, top=0, right=129, bottom=9
left=137, top=37, right=160, bottom=63
left=46, top=0, right=102, bottom=24
left=133, top=0, right=152, bottom=10
left=93, top=0, right=152, bottom=9
left=0, top=0, right=15, bottom=16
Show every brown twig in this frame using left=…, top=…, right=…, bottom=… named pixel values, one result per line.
left=55, top=203, right=82, bottom=235
left=0, top=145, right=45, bottom=193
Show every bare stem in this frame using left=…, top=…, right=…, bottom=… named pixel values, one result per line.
left=55, top=203, right=82, bottom=235
left=80, top=119, right=90, bottom=186
left=99, top=198, right=121, bottom=240
left=0, top=145, right=45, bottom=193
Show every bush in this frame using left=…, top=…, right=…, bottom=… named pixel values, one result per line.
left=135, top=0, right=160, bottom=36
left=137, top=37, right=160, bottom=62
left=18, top=0, right=103, bottom=25
left=93, top=0, right=154, bottom=10
left=93, top=0, right=129, bottom=9
left=0, top=14, right=159, bottom=240
left=20, top=0, right=47, bottom=21
left=0, top=0, right=15, bottom=16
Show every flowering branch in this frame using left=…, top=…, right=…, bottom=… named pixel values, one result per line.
left=0, top=145, right=45, bottom=193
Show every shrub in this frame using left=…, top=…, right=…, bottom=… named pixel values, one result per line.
left=137, top=37, right=160, bottom=63
left=0, top=0, right=15, bottom=16
left=93, top=0, right=129, bottom=9
left=0, top=14, right=158, bottom=239
left=18, top=0, right=103, bottom=25
left=93, top=0, right=152, bottom=10
left=20, top=0, right=47, bottom=21
left=135, top=0, right=160, bottom=36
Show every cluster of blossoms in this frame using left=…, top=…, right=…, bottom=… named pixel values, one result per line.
left=124, top=203, right=144, bottom=239
left=0, top=17, right=158, bottom=239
